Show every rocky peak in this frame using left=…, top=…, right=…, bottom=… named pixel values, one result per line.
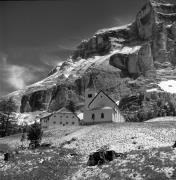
left=3, top=0, right=176, bottom=116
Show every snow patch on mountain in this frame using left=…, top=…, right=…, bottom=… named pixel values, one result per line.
left=159, top=80, right=176, bottom=93
left=96, top=23, right=132, bottom=35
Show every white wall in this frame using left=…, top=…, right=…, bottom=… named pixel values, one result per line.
left=84, top=108, right=125, bottom=124
left=84, top=109, right=113, bottom=124
left=112, top=109, right=125, bottom=122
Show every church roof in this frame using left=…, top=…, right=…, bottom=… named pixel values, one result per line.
left=88, top=90, right=119, bottom=109
left=91, top=106, right=113, bottom=110
left=40, top=112, right=53, bottom=119
left=56, top=107, right=73, bottom=114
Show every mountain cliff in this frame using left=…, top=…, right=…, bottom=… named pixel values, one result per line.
left=3, top=0, right=176, bottom=114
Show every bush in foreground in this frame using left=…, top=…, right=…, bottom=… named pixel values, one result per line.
left=27, top=122, right=43, bottom=149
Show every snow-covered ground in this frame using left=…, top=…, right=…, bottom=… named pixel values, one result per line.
left=146, top=88, right=160, bottom=92
left=96, top=23, right=132, bottom=35
left=158, top=80, right=176, bottom=93
left=146, top=116, right=176, bottom=122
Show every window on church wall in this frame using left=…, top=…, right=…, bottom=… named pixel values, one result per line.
left=101, top=113, right=104, bottom=119
left=92, top=114, right=95, bottom=120
left=88, top=94, right=92, bottom=98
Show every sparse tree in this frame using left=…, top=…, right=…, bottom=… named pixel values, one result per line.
left=66, top=100, right=76, bottom=113
left=0, top=98, right=17, bottom=137
left=27, top=121, right=43, bottom=149
left=20, top=132, right=26, bottom=149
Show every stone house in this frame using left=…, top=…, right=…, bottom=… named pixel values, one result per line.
left=40, top=108, right=80, bottom=129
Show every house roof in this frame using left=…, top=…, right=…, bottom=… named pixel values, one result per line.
left=39, top=112, right=53, bottom=119
left=88, top=90, right=119, bottom=109
left=55, top=107, right=80, bottom=121
left=55, top=107, right=73, bottom=114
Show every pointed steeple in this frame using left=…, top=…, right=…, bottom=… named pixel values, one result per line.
left=85, top=74, right=97, bottom=109
left=87, top=74, right=95, bottom=90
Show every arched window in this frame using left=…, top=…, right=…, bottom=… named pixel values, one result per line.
left=101, top=113, right=104, bottom=119
left=92, top=114, right=95, bottom=120
left=72, top=122, right=75, bottom=125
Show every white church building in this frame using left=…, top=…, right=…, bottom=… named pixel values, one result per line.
left=83, top=77, right=125, bottom=125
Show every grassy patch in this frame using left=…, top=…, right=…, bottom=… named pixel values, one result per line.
left=74, top=146, right=176, bottom=180
left=0, top=146, right=83, bottom=180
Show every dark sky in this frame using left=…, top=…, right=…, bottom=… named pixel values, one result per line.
left=0, top=0, right=147, bottom=96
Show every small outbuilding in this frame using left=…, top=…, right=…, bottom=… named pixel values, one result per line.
left=40, top=108, right=80, bottom=129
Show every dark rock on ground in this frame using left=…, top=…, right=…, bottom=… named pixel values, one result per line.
left=40, top=143, right=52, bottom=148
left=172, top=141, right=176, bottom=148
left=4, top=153, right=10, bottom=161
left=4, top=152, right=15, bottom=161
left=87, top=150, right=126, bottom=166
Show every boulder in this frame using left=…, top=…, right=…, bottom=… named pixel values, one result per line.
left=4, top=153, right=10, bottom=161
left=172, top=141, right=176, bottom=148
left=40, top=143, right=52, bottom=148
left=87, top=150, right=126, bottom=166
left=4, top=152, right=15, bottom=161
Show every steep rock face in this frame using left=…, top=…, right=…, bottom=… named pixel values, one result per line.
left=136, top=2, right=155, bottom=40
left=20, top=89, right=53, bottom=113
left=20, top=69, right=122, bottom=113
left=109, top=43, right=154, bottom=77
left=72, top=23, right=138, bottom=60
left=72, top=35, right=111, bottom=59
left=135, top=0, right=176, bottom=63
left=4, top=0, right=176, bottom=114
